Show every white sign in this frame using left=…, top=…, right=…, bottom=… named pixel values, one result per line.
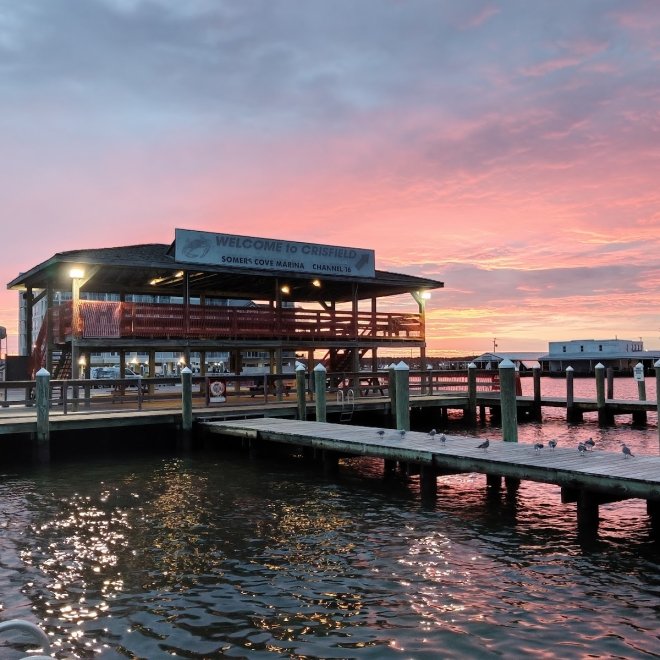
left=633, top=363, right=645, bottom=381
left=175, top=228, right=375, bottom=277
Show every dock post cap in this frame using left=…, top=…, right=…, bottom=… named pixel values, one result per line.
left=595, top=362, right=605, bottom=369
left=468, top=362, right=476, bottom=368
left=313, top=363, right=327, bottom=372
left=394, top=361, right=409, bottom=370
left=388, top=363, right=397, bottom=369
left=566, top=366, right=574, bottom=372
left=181, top=366, right=192, bottom=374
left=499, top=358, right=515, bottom=369
left=635, top=361, right=644, bottom=367
left=295, top=362, right=306, bottom=372
left=655, top=358, right=660, bottom=368
left=36, top=368, right=50, bottom=376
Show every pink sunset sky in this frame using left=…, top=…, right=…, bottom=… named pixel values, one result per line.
left=1, top=0, right=659, bottom=357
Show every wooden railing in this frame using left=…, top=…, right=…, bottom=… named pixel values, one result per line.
left=47, top=301, right=423, bottom=343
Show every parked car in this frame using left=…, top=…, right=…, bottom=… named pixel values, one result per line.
left=91, top=367, right=146, bottom=390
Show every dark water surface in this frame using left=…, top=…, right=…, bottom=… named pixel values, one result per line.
left=1, top=381, right=659, bottom=658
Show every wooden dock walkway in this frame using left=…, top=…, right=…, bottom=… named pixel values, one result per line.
left=202, top=417, right=660, bottom=537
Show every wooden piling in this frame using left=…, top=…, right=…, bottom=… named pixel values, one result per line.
left=314, top=363, right=327, bottom=423
left=532, top=366, right=542, bottom=421
left=35, top=368, right=50, bottom=462
left=180, top=366, right=193, bottom=450
left=595, top=362, right=609, bottom=426
left=466, top=362, right=477, bottom=426
left=498, top=359, right=518, bottom=442
left=296, top=363, right=307, bottom=421
left=388, top=363, right=397, bottom=421
left=606, top=367, right=614, bottom=400
left=656, top=359, right=660, bottom=450
left=394, top=361, right=410, bottom=431
left=420, top=465, right=437, bottom=500
left=566, top=366, right=582, bottom=423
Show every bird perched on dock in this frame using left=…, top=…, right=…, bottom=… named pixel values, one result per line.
left=439, top=433, right=446, bottom=444
left=399, top=429, right=406, bottom=439
left=578, top=442, right=587, bottom=455
left=585, top=437, right=595, bottom=450
left=548, top=439, right=557, bottom=450
left=534, top=442, right=544, bottom=452
left=476, top=439, right=489, bottom=451
left=428, top=428, right=436, bottom=439
left=377, top=429, right=385, bottom=439
left=622, top=444, right=634, bottom=458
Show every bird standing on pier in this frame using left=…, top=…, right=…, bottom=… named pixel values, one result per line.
left=622, top=444, right=634, bottom=458
left=585, top=437, right=595, bottom=450
left=377, top=429, right=385, bottom=439
left=548, top=439, right=557, bottom=450
left=428, top=429, right=436, bottom=440
left=476, top=439, right=489, bottom=451
left=399, top=429, right=406, bottom=440
left=439, top=433, right=446, bottom=444
left=578, top=442, right=587, bottom=455
left=534, top=442, right=544, bottom=452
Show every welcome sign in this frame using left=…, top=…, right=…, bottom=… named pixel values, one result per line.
left=174, top=228, right=376, bottom=277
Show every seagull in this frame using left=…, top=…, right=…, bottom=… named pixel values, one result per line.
left=476, top=439, right=489, bottom=451
left=534, top=442, right=544, bottom=452
left=585, top=437, right=595, bottom=450
left=578, top=442, right=587, bottom=456
left=377, top=429, right=385, bottom=439
left=548, top=439, right=557, bottom=450
left=439, top=433, right=446, bottom=444
left=622, top=444, right=634, bottom=458
left=428, top=429, right=437, bottom=439
left=399, top=429, right=407, bottom=439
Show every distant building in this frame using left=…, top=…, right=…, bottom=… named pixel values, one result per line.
left=539, top=339, right=660, bottom=375
left=471, top=352, right=544, bottom=372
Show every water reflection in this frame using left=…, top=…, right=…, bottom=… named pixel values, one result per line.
left=0, top=449, right=657, bottom=658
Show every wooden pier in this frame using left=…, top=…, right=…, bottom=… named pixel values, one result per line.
left=202, top=417, right=660, bottom=537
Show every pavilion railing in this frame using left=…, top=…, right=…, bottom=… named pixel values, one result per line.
left=47, top=301, right=423, bottom=343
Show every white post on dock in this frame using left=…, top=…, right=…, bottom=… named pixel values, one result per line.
left=566, top=366, right=580, bottom=423
left=394, top=361, right=410, bottom=431
left=467, top=362, right=477, bottom=426
left=296, top=362, right=307, bottom=421
left=314, top=363, right=327, bottom=423
left=181, top=366, right=193, bottom=439
left=498, top=358, right=518, bottom=442
left=35, top=368, right=50, bottom=460
left=634, top=362, right=646, bottom=401
left=595, top=362, right=608, bottom=426
left=655, top=359, right=660, bottom=450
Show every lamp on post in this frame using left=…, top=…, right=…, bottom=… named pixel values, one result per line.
left=69, top=268, right=85, bottom=378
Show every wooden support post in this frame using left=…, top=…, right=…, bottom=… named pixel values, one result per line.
left=296, top=363, right=307, bottom=421
left=576, top=490, right=600, bottom=536
left=35, top=368, right=50, bottom=462
left=656, top=359, right=660, bottom=450
left=486, top=473, right=502, bottom=491
left=179, top=366, right=193, bottom=451
left=148, top=350, right=156, bottom=395
left=394, top=361, right=410, bottom=432
left=532, top=366, right=542, bottom=421
left=634, top=362, right=647, bottom=425
left=420, top=465, right=437, bottom=501
left=499, top=359, right=518, bottom=442
left=466, top=362, right=477, bottom=426
left=384, top=458, right=397, bottom=478
left=606, top=367, right=614, bottom=400
left=566, top=366, right=582, bottom=423
left=504, top=476, right=520, bottom=493
left=314, top=363, right=327, bottom=423
left=322, top=449, right=339, bottom=476
left=595, top=362, right=609, bottom=426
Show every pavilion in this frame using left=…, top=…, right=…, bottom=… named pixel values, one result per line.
left=7, top=229, right=444, bottom=380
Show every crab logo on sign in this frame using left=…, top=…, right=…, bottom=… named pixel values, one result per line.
left=208, top=378, right=227, bottom=403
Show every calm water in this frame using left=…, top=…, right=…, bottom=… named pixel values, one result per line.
left=1, top=377, right=659, bottom=658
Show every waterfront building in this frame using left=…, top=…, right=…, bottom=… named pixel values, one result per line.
left=471, top=351, right=545, bottom=372
left=539, top=338, right=660, bottom=375
left=7, top=229, right=443, bottom=379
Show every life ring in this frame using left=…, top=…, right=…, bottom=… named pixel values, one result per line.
left=210, top=380, right=226, bottom=397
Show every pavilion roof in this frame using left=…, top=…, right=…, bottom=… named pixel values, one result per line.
left=7, top=243, right=443, bottom=303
